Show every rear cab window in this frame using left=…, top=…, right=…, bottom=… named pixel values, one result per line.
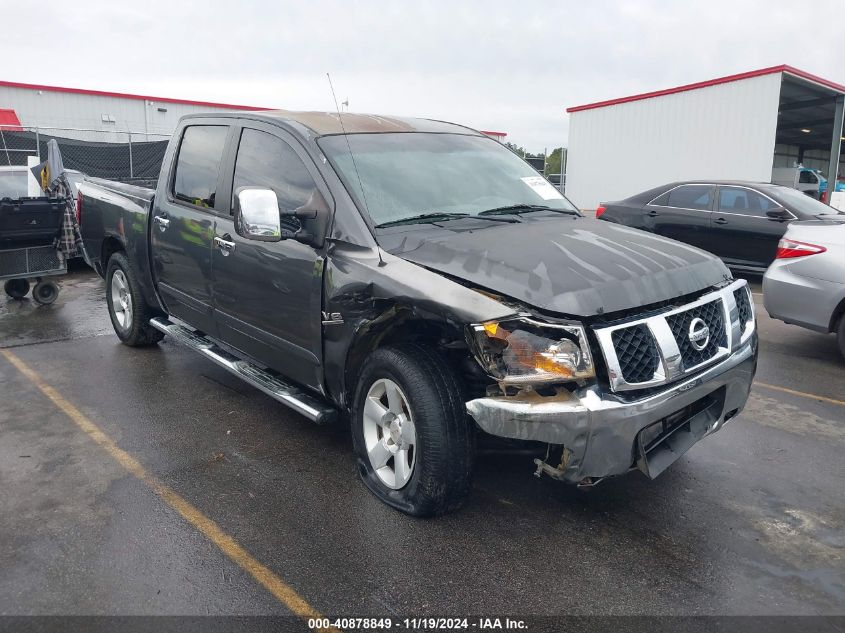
left=172, top=125, right=229, bottom=210
left=667, top=185, right=713, bottom=210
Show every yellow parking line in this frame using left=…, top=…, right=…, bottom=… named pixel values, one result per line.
left=755, top=381, right=845, bottom=407
left=1, top=349, right=337, bottom=631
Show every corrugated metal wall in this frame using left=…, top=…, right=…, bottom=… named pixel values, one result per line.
left=566, top=72, right=783, bottom=210
left=0, top=84, right=255, bottom=140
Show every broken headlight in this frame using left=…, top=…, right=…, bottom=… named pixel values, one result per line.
left=468, top=317, right=595, bottom=385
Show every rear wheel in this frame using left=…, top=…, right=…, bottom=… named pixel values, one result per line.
left=106, top=251, right=164, bottom=346
left=352, top=344, right=474, bottom=517
left=4, top=279, right=30, bottom=299
left=837, top=315, right=845, bottom=359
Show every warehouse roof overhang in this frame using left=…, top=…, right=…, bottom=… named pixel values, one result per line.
left=565, top=65, right=845, bottom=115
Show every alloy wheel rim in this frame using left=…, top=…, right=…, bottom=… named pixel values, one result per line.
left=362, top=378, right=417, bottom=489
left=110, top=270, right=132, bottom=330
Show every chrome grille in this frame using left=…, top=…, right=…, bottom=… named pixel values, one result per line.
left=665, top=299, right=727, bottom=369
left=611, top=324, right=659, bottom=384
left=593, top=280, right=754, bottom=393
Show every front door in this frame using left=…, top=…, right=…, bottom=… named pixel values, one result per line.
left=644, top=184, right=714, bottom=253
left=211, top=125, right=327, bottom=391
left=712, top=186, right=790, bottom=269
left=150, top=124, right=230, bottom=334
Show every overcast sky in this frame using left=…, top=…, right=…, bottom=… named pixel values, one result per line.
left=5, top=1, right=845, bottom=152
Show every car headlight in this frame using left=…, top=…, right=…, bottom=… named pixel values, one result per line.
left=468, top=317, right=595, bottom=385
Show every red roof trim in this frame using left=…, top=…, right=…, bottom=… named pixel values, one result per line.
left=0, top=79, right=269, bottom=111
left=565, top=65, right=845, bottom=113
left=480, top=130, right=507, bottom=137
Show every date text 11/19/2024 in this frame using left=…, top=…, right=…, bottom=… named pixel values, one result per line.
left=308, top=617, right=528, bottom=630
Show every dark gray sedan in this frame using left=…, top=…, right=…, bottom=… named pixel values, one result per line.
left=597, top=181, right=842, bottom=272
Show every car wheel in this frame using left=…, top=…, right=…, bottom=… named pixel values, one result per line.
left=4, top=278, right=30, bottom=299
left=106, top=251, right=165, bottom=347
left=352, top=343, right=474, bottom=517
left=837, top=315, right=845, bottom=359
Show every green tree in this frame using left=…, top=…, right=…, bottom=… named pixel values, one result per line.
left=545, top=147, right=565, bottom=176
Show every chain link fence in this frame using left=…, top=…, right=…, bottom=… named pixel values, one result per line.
left=0, top=125, right=171, bottom=188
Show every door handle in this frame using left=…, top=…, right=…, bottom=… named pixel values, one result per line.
left=714, top=217, right=728, bottom=225
left=214, top=235, right=236, bottom=256
left=153, top=215, right=170, bottom=231
left=646, top=210, right=659, bottom=217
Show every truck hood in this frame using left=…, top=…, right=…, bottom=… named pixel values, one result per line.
left=378, top=217, right=731, bottom=318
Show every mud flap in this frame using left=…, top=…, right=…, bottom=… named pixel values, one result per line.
left=636, top=390, right=724, bottom=480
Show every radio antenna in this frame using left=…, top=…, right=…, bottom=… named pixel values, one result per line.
left=326, top=73, right=384, bottom=265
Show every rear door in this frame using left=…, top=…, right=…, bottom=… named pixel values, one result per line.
left=712, top=185, right=790, bottom=268
left=150, top=123, right=231, bottom=334
left=644, top=184, right=714, bottom=252
left=210, top=123, right=327, bottom=391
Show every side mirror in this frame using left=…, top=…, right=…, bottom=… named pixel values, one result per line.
left=235, top=188, right=282, bottom=241
left=766, top=208, right=791, bottom=222
left=234, top=186, right=330, bottom=249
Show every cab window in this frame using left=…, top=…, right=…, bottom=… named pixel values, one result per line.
left=232, top=128, right=321, bottom=233
left=173, top=125, right=228, bottom=209
left=667, top=185, right=712, bottom=210
left=798, top=170, right=818, bottom=184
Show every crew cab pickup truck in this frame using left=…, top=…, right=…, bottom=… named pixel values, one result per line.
left=79, top=111, right=758, bottom=516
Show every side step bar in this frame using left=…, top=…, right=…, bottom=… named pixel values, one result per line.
left=149, top=317, right=337, bottom=425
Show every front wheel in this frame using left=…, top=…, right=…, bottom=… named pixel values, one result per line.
left=837, top=315, right=845, bottom=359
left=352, top=344, right=474, bottom=517
left=106, top=251, right=164, bottom=347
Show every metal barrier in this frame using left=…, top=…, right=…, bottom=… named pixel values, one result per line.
left=0, top=125, right=170, bottom=187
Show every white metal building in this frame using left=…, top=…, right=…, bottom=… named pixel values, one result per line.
left=0, top=80, right=265, bottom=141
left=565, top=65, right=845, bottom=210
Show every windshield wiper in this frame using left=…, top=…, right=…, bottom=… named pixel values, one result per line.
left=478, top=204, right=579, bottom=216
left=374, top=212, right=469, bottom=228
left=375, top=211, right=519, bottom=228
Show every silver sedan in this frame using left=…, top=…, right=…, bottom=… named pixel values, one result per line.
left=763, top=218, right=845, bottom=357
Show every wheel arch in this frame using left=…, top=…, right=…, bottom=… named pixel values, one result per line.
left=829, top=294, right=845, bottom=332
left=99, top=235, right=126, bottom=277
left=341, top=307, right=473, bottom=412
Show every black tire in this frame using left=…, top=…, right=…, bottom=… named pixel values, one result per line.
left=106, top=251, right=165, bottom=346
left=4, top=278, right=30, bottom=299
left=837, top=315, right=845, bottom=359
left=351, top=343, right=474, bottom=517
left=31, top=280, right=59, bottom=305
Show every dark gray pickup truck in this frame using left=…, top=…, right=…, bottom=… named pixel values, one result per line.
left=79, top=111, right=758, bottom=516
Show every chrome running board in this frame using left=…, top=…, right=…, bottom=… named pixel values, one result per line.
left=149, top=317, right=337, bottom=425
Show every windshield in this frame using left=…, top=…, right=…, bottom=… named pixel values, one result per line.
left=770, top=186, right=844, bottom=216
left=0, top=169, right=27, bottom=199
left=319, top=133, right=579, bottom=226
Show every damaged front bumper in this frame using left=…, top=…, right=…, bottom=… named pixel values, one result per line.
left=465, top=335, right=757, bottom=484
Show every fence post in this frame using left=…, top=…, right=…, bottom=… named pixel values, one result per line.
left=35, top=128, right=41, bottom=160
left=128, top=132, right=134, bottom=179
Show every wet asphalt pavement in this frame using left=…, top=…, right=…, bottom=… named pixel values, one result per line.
left=1, top=264, right=843, bottom=622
